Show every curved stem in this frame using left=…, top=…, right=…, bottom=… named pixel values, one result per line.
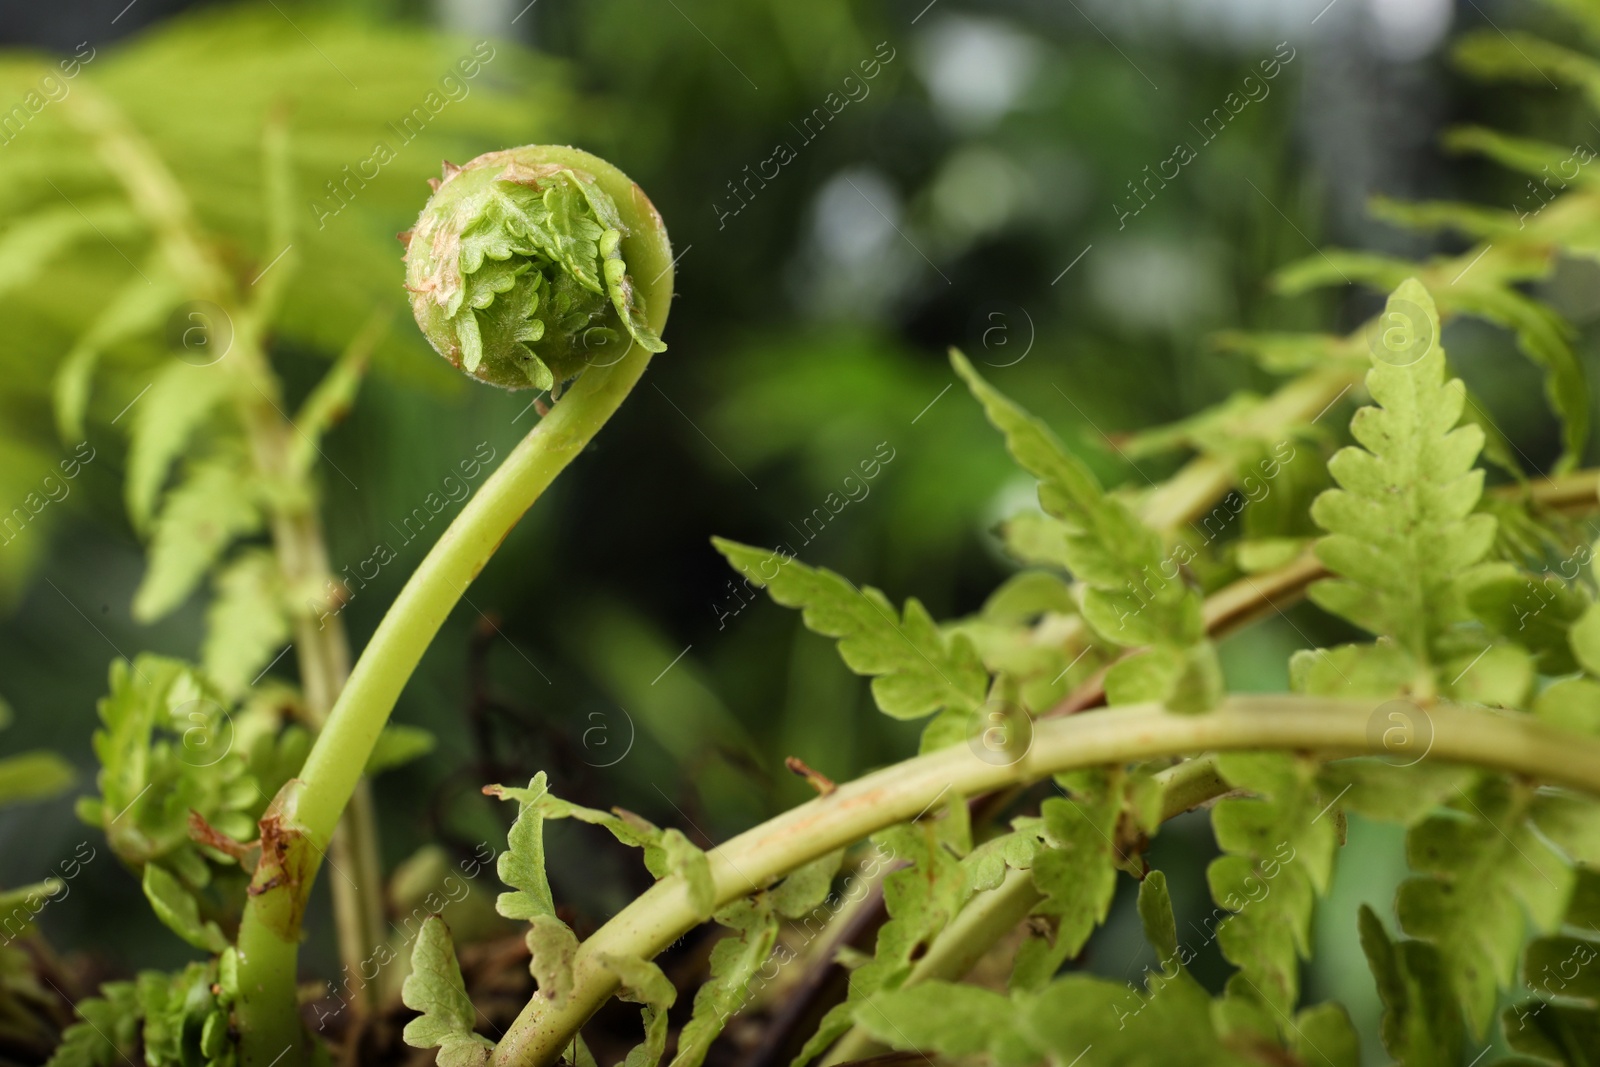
left=492, top=696, right=1600, bottom=1067
left=294, top=346, right=650, bottom=843
left=235, top=344, right=655, bottom=1064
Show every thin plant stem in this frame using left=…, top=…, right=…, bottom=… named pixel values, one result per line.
left=63, top=85, right=392, bottom=1020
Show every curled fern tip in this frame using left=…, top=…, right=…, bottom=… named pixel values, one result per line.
left=403, top=145, right=671, bottom=391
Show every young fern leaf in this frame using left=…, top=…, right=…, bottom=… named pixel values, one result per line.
left=1441, top=126, right=1600, bottom=188
left=950, top=349, right=1220, bottom=711
left=792, top=824, right=967, bottom=1067
left=487, top=773, right=715, bottom=922
left=1301, top=279, right=1498, bottom=695
left=1009, top=771, right=1125, bottom=991
left=43, top=980, right=142, bottom=1067
left=405, top=150, right=667, bottom=391
left=661, top=853, right=841, bottom=1067
left=133, top=452, right=264, bottom=624
left=53, top=266, right=185, bottom=442
left=486, top=771, right=716, bottom=1035
left=1205, top=753, right=1339, bottom=1018
left=1359, top=905, right=1464, bottom=1066
left=0, top=202, right=141, bottom=300
left=0, top=751, right=73, bottom=806
left=667, top=900, right=778, bottom=1067
left=1398, top=778, right=1577, bottom=1038
left=124, top=360, right=237, bottom=531
left=948, top=571, right=1098, bottom=711
left=203, top=549, right=292, bottom=700
left=1454, top=26, right=1600, bottom=109
left=1505, top=868, right=1600, bottom=1060
left=1275, top=245, right=1589, bottom=472
left=47, top=957, right=240, bottom=1067
left=78, top=655, right=260, bottom=878
left=488, top=774, right=561, bottom=921
left=525, top=914, right=581, bottom=1007
left=712, top=538, right=988, bottom=734
left=402, top=916, right=495, bottom=1067
left=597, top=953, right=677, bottom=1067
left=141, top=862, right=228, bottom=953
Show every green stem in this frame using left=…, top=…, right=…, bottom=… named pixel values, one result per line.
left=1135, top=365, right=1358, bottom=534
left=234, top=343, right=656, bottom=1064
left=296, top=346, right=650, bottom=842
left=62, top=84, right=395, bottom=1037
left=491, top=696, right=1600, bottom=1067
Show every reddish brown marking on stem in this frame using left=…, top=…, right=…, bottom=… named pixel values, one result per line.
left=248, top=808, right=315, bottom=934
left=188, top=810, right=259, bottom=867
left=785, top=756, right=836, bottom=796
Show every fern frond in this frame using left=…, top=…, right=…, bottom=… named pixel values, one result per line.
left=951, top=349, right=1219, bottom=710
left=1306, top=279, right=1497, bottom=685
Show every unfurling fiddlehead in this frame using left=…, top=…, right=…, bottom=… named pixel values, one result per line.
left=403, top=145, right=668, bottom=391
left=232, top=147, right=672, bottom=1066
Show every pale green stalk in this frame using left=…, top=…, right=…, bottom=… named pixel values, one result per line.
left=491, top=696, right=1600, bottom=1067
left=234, top=344, right=654, bottom=1063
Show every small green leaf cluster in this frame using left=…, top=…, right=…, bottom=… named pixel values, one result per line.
left=74, top=656, right=300, bottom=946
left=47, top=953, right=241, bottom=1067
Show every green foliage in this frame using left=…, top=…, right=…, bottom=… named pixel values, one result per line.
left=1359, top=905, right=1463, bottom=1066
left=402, top=917, right=494, bottom=1067
left=47, top=956, right=239, bottom=1067
left=856, top=876, right=1358, bottom=1067
left=32, top=7, right=1600, bottom=1067
left=951, top=349, right=1221, bottom=712
left=1397, top=779, right=1575, bottom=1036
left=202, top=549, right=291, bottom=700
left=599, top=952, right=676, bottom=1067
left=44, top=981, right=143, bottom=1067
left=134, top=452, right=263, bottom=623
left=405, top=154, right=666, bottom=390
left=1009, top=771, right=1125, bottom=991
left=0, top=8, right=575, bottom=601
left=77, top=655, right=262, bottom=873
left=713, top=538, right=989, bottom=730
left=0, top=749, right=73, bottom=807
left=141, top=861, right=228, bottom=953
left=792, top=824, right=968, bottom=1066
left=1206, top=753, right=1339, bottom=1018
left=363, top=722, right=438, bottom=776
left=1299, top=281, right=1498, bottom=694
left=487, top=771, right=711, bottom=922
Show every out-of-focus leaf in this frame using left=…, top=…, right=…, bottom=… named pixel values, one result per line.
left=133, top=453, right=262, bottom=623
left=201, top=549, right=289, bottom=699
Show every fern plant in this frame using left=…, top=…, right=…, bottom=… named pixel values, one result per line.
left=18, top=3, right=1600, bottom=1067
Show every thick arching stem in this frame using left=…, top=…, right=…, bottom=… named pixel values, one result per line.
left=233, top=345, right=660, bottom=1063
left=491, top=696, right=1600, bottom=1067
left=234, top=151, right=675, bottom=1065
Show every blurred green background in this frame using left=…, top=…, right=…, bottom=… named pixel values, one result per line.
left=1, top=0, right=1595, bottom=1060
